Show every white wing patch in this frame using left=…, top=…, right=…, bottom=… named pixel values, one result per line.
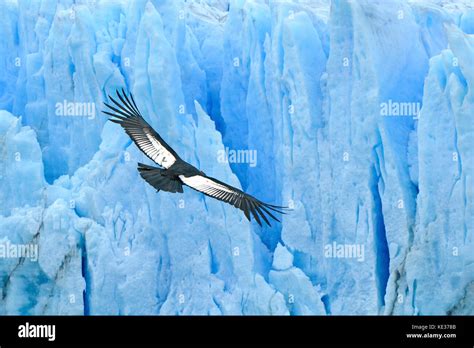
left=179, top=175, right=236, bottom=196
left=142, top=129, right=176, bottom=169
left=178, top=173, right=285, bottom=226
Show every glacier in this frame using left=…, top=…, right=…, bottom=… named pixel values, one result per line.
left=0, top=0, right=472, bottom=315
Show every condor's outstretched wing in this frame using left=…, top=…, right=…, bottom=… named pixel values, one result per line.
left=179, top=174, right=287, bottom=227
left=103, top=89, right=179, bottom=169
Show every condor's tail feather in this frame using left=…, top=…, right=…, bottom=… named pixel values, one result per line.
left=137, top=163, right=183, bottom=193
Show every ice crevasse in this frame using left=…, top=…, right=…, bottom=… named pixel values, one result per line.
left=0, top=0, right=472, bottom=315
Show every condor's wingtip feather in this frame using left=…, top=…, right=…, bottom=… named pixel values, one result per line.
left=254, top=204, right=271, bottom=227
left=116, top=88, right=141, bottom=117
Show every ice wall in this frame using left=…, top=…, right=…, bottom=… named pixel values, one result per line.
left=402, top=24, right=474, bottom=314
left=0, top=0, right=472, bottom=315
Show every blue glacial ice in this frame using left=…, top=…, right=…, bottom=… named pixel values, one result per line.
left=0, top=0, right=473, bottom=315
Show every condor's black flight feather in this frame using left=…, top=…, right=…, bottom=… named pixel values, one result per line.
left=103, top=89, right=287, bottom=226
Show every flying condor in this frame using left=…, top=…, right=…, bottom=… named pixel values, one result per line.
left=103, top=89, right=287, bottom=226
